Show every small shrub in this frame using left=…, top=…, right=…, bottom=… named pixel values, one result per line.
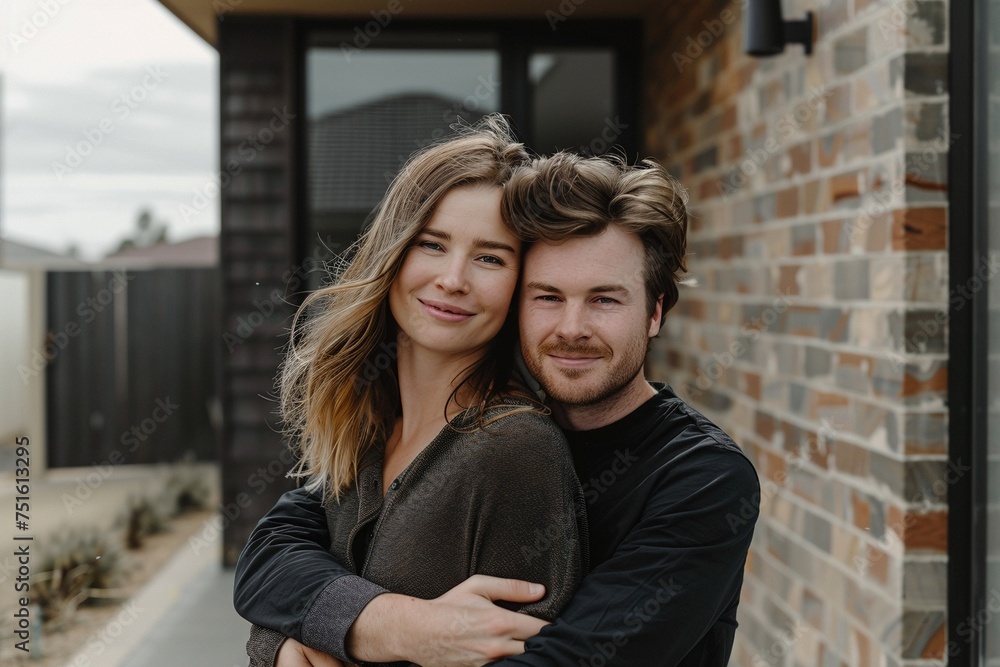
left=117, top=495, right=170, bottom=550
left=162, top=462, right=211, bottom=516
left=32, top=527, right=131, bottom=626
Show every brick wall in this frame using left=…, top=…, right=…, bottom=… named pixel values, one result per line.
left=642, top=0, right=950, bottom=663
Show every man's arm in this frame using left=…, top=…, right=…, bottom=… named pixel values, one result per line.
left=490, top=449, right=760, bottom=666
left=233, top=485, right=387, bottom=662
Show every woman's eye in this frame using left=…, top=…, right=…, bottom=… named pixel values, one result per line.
left=419, top=241, right=443, bottom=251
left=477, top=255, right=504, bottom=266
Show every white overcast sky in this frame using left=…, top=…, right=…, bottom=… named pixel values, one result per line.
left=2, top=0, right=217, bottom=260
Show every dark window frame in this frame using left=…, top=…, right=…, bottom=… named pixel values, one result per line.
left=948, top=0, right=988, bottom=664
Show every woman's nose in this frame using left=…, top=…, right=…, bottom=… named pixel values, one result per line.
left=435, top=257, right=470, bottom=294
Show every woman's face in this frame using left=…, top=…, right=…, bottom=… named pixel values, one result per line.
left=389, top=185, right=521, bottom=361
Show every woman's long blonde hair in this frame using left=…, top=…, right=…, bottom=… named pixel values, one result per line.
left=283, top=115, right=536, bottom=500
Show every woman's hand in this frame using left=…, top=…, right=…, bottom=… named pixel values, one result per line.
left=276, top=637, right=348, bottom=667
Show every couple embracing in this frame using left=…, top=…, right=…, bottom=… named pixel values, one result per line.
left=233, top=115, right=759, bottom=667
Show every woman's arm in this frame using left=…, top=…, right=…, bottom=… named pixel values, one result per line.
left=460, top=412, right=587, bottom=621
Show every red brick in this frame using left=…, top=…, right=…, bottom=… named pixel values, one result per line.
left=904, top=511, right=948, bottom=553
left=902, top=365, right=947, bottom=398
left=788, top=142, right=812, bottom=177
left=830, top=171, right=862, bottom=207
left=891, top=208, right=947, bottom=251
left=776, top=186, right=800, bottom=219
left=778, top=264, right=801, bottom=295
left=803, top=179, right=823, bottom=214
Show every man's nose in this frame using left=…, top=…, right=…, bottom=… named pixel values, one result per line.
left=554, top=302, right=591, bottom=340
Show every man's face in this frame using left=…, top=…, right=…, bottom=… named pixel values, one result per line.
left=519, top=226, right=661, bottom=408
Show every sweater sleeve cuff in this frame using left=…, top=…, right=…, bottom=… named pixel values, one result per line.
left=246, top=624, right=287, bottom=667
left=300, top=574, right=388, bottom=662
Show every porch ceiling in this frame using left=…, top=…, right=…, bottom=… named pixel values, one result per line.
left=159, top=0, right=656, bottom=46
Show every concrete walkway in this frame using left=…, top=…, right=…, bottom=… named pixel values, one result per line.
left=0, top=464, right=253, bottom=667
left=63, top=516, right=251, bottom=667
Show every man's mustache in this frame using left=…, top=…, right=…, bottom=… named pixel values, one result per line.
left=536, top=342, right=612, bottom=358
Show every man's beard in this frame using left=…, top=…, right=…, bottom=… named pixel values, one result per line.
left=525, top=338, right=646, bottom=408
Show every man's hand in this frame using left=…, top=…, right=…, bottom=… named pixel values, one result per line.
left=276, top=637, right=347, bottom=667
left=347, top=575, right=550, bottom=667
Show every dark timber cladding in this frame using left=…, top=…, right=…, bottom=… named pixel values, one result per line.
left=219, top=17, right=299, bottom=566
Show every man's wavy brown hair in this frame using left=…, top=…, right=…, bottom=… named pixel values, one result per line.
left=501, top=152, right=689, bottom=327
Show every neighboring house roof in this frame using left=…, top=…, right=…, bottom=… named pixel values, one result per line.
left=102, top=235, right=218, bottom=268
left=0, top=238, right=89, bottom=269
left=309, top=93, right=484, bottom=212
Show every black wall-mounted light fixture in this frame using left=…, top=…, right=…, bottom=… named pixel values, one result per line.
left=744, top=0, right=815, bottom=56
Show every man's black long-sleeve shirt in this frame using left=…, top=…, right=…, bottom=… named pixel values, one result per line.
left=233, top=384, right=760, bottom=666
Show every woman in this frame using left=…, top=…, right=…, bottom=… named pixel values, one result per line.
left=237, top=115, right=586, bottom=667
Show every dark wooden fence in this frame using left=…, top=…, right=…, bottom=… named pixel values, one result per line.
left=45, top=268, right=220, bottom=467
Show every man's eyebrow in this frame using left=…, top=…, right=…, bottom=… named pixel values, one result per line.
left=525, top=282, right=633, bottom=297
left=590, top=284, right=630, bottom=294
left=420, top=229, right=516, bottom=254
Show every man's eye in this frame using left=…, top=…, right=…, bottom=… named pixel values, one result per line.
left=595, top=297, right=619, bottom=304
left=535, top=295, right=561, bottom=302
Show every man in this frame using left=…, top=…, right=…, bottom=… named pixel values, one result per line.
left=234, top=152, right=759, bottom=666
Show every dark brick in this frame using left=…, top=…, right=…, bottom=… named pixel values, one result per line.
left=903, top=310, right=947, bottom=353
left=693, top=145, right=719, bottom=172
left=904, top=53, right=948, bottom=95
